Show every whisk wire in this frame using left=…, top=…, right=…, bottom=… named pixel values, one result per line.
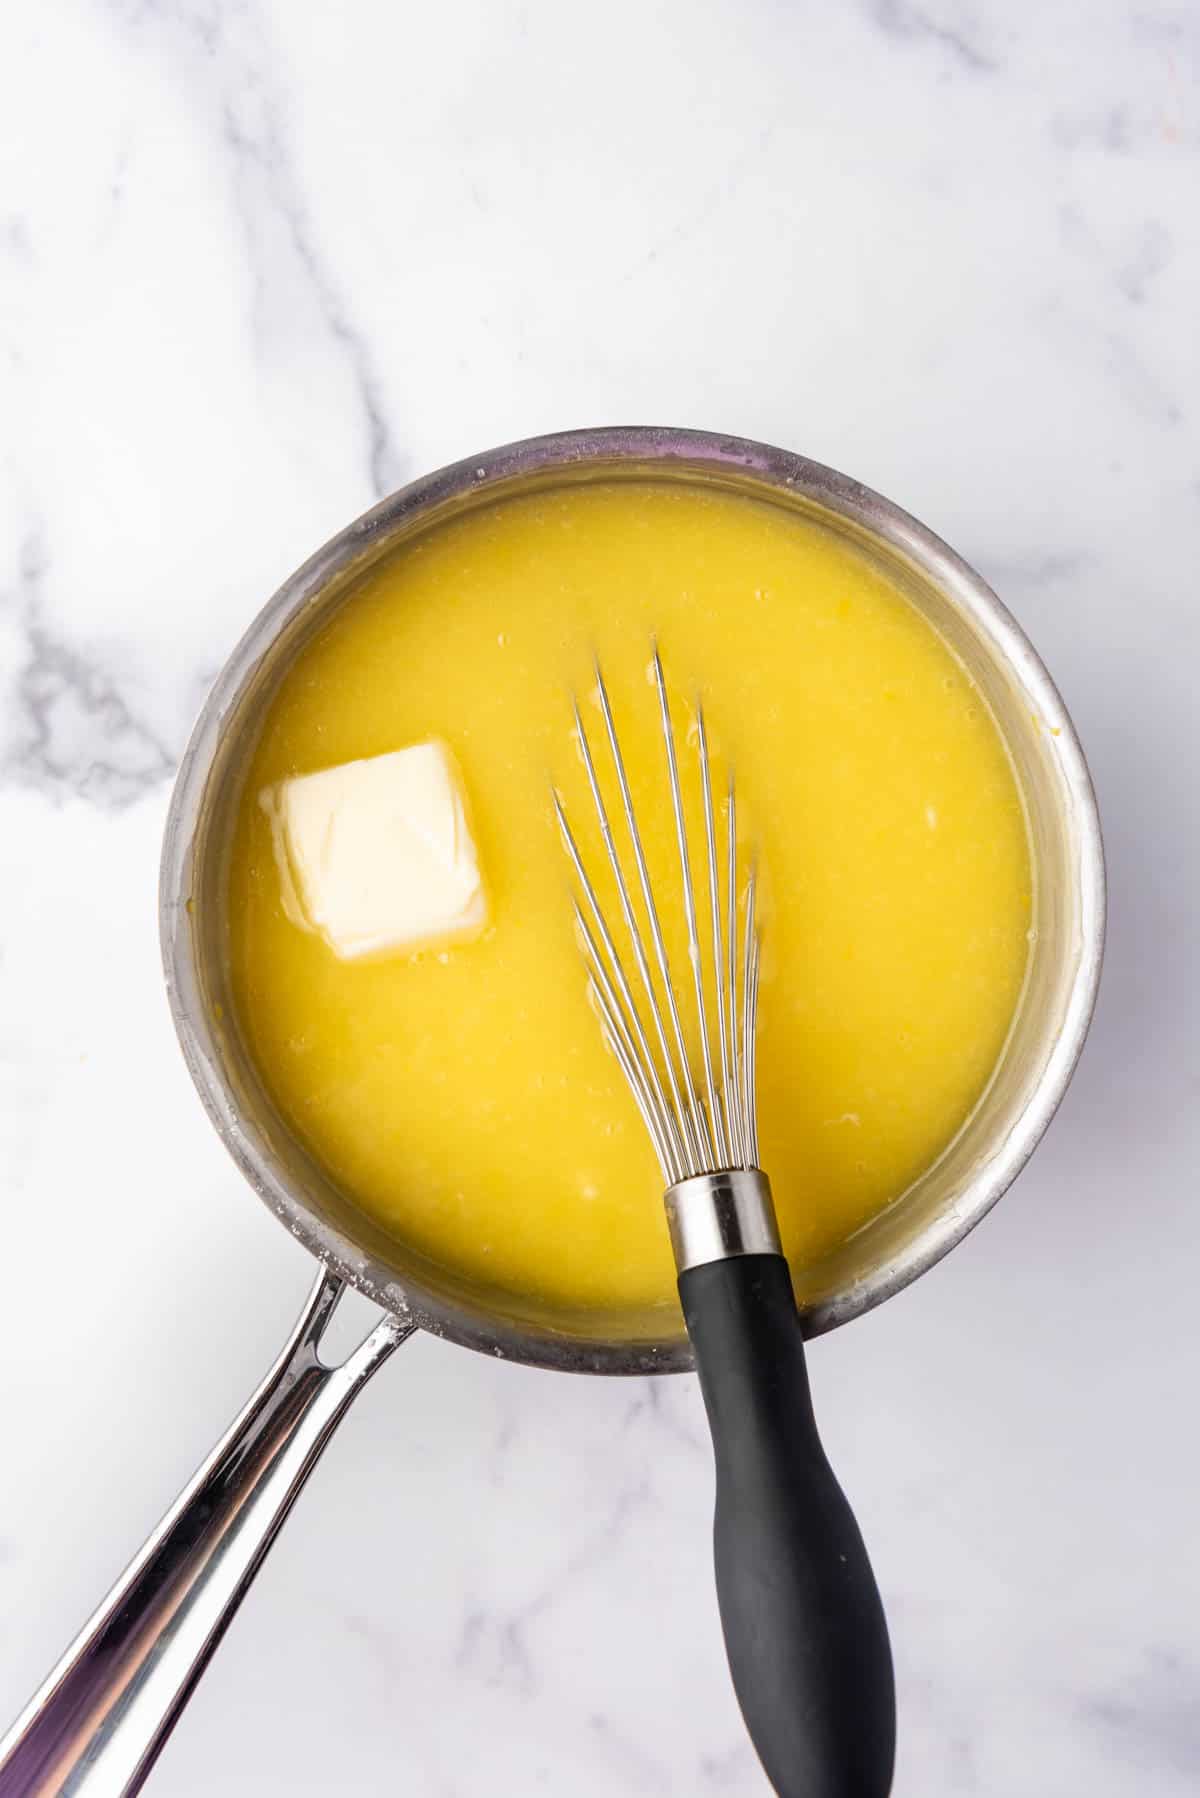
left=571, top=899, right=679, bottom=1182
left=653, top=650, right=721, bottom=1174
left=557, top=651, right=762, bottom=1183
left=726, top=775, right=747, bottom=1166
left=569, top=705, right=696, bottom=1171
left=591, top=669, right=709, bottom=1171
left=697, top=706, right=732, bottom=1169
left=742, top=865, right=758, bottom=1169
left=554, top=791, right=687, bottom=1178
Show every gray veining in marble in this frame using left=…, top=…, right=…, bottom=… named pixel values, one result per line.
left=1, top=1, right=1198, bottom=1792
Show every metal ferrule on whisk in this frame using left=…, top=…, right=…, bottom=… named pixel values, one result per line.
left=665, top=1169, right=781, bottom=1273
left=555, top=647, right=783, bottom=1274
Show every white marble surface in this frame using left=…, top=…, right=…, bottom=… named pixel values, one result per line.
left=1, top=2, right=1198, bottom=1792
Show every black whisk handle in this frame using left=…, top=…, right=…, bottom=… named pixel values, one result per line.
left=680, top=1253, right=895, bottom=1798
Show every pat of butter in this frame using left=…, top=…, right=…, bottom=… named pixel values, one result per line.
left=261, top=742, right=487, bottom=960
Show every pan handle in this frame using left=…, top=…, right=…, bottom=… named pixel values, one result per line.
left=0, top=1268, right=413, bottom=1797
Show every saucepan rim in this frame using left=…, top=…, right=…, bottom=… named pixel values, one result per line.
left=159, top=425, right=1106, bottom=1375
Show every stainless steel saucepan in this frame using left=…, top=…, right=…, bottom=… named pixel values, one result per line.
left=0, top=428, right=1105, bottom=1796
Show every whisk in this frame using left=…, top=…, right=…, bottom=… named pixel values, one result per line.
left=556, top=650, right=896, bottom=1798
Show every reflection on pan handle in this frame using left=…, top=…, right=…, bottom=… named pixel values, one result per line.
left=0, top=1269, right=413, bottom=1797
